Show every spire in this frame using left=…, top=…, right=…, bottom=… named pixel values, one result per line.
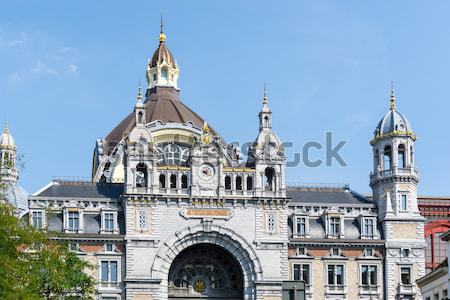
left=137, top=81, right=143, bottom=103
left=4, top=121, right=9, bottom=134
left=262, top=83, right=270, bottom=113
left=390, top=81, right=396, bottom=110
left=159, top=13, right=166, bottom=43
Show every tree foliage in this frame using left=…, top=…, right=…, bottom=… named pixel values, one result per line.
left=0, top=203, right=95, bottom=299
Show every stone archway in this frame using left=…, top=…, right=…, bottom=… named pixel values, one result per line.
left=168, top=244, right=243, bottom=299
left=151, top=224, right=263, bottom=300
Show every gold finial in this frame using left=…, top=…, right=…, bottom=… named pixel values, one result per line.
left=137, top=81, right=143, bottom=102
left=203, top=121, right=211, bottom=134
left=390, top=81, right=396, bottom=110
left=4, top=121, right=9, bottom=134
left=159, top=13, right=166, bottom=43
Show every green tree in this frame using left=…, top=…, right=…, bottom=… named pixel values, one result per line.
left=0, top=203, right=95, bottom=299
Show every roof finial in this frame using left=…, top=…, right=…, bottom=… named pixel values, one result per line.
left=137, top=80, right=143, bottom=102
left=263, top=83, right=268, bottom=106
left=390, top=81, right=396, bottom=110
left=4, top=120, right=9, bottom=134
left=159, top=13, right=166, bottom=43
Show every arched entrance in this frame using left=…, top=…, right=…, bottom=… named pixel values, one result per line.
left=168, top=244, right=243, bottom=299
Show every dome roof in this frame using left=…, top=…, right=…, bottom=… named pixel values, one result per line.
left=375, top=109, right=412, bottom=136
left=0, top=125, right=15, bottom=149
left=149, top=40, right=177, bottom=68
left=105, top=86, right=208, bottom=151
left=373, top=88, right=415, bottom=142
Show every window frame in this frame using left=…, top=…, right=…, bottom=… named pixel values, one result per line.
left=99, top=260, right=119, bottom=285
left=31, top=210, right=45, bottom=229
left=266, top=212, right=277, bottom=234
left=136, top=209, right=148, bottom=231
left=326, top=264, right=345, bottom=287
left=101, top=210, right=118, bottom=234
left=292, top=263, right=311, bottom=285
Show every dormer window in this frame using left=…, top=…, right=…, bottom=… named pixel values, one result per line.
left=64, top=208, right=83, bottom=233
left=325, top=212, right=344, bottom=239
left=330, top=217, right=340, bottom=236
left=361, top=217, right=376, bottom=238
left=293, top=215, right=309, bottom=237
left=101, top=210, right=118, bottom=234
left=31, top=210, right=45, bottom=229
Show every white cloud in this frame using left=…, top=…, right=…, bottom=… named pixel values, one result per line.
left=31, top=61, right=59, bottom=76
left=68, top=64, right=78, bottom=73
left=0, top=32, right=28, bottom=48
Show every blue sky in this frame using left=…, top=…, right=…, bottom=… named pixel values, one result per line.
left=1, top=0, right=450, bottom=196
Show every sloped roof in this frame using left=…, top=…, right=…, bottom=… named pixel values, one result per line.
left=34, top=181, right=124, bottom=199
left=287, top=186, right=373, bottom=205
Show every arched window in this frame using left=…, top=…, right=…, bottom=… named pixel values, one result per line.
left=264, top=116, right=270, bottom=127
left=161, top=68, right=168, bottom=80
left=410, top=146, right=414, bottom=165
left=383, top=146, right=392, bottom=171
left=138, top=111, right=143, bottom=123
left=225, top=176, right=231, bottom=190
left=246, top=176, right=253, bottom=190
left=398, top=144, right=406, bottom=168
left=136, top=163, right=148, bottom=187
left=170, top=174, right=177, bottom=189
left=264, top=167, right=275, bottom=191
left=236, top=176, right=242, bottom=190
left=159, top=174, right=166, bottom=189
left=181, top=174, right=188, bottom=189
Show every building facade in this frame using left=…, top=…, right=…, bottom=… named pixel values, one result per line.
left=25, top=26, right=428, bottom=300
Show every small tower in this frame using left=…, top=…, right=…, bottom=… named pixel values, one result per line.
left=249, top=86, right=286, bottom=198
left=370, top=85, right=425, bottom=299
left=145, top=17, right=179, bottom=91
left=135, top=82, right=146, bottom=126
left=0, top=122, right=18, bottom=183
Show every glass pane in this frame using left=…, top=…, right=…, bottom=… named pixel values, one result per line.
left=328, top=266, right=334, bottom=284
left=361, top=266, right=368, bottom=285
left=101, top=261, right=108, bottom=282
left=111, top=261, right=117, bottom=282
left=303, top=265, right=310, bottom=284
left=293, top=264, right=300, bottom=281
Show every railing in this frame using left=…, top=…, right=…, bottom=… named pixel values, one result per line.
left=398, top=283, right=416, bottom=295
left=359, top=285, right=380, bottom=295
left=325, top=284, right=346, bottom=294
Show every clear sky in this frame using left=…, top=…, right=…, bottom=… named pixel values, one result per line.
left=1, top=0, right=449, bottom=196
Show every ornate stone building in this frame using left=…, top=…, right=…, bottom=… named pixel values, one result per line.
left=26, top=25, right=427, bottom=300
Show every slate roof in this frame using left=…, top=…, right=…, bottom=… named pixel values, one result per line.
left=287, top=187, right=373, bottom=205
left=34, top=181, right=124, bottom=199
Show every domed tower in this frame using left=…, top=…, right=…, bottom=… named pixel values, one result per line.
left=370, top=86, right=425, bottom=299
left=249, top=87, right=286, bottom=198
left=146, top=18, right=179, bottom=91
left=0, top=123, right=18, bottom=183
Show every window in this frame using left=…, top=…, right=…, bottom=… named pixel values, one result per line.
left=159, top=174, right=166, bottom=188
left=401, top=194, right=408, bottom=211
left=181, top=174, right=188, bottom=189
left=331, top=248, right=340, bottom=256
left=296, top=248, right=307, bottom=256
left=161, top=68, right=168, bottom=80
left=170, top=174, right=177, bottom=188
left=264, top=168, right=275, bottom=191
left=104, top=213, right=115, bottom=231
left=296, top=217, right=307, bottom=235
left=69, top=243, right=79, bottom=252
left=293, top=264, right=310, bottom=284
left=361, top=265, right=377, bottom=286
left=401, top=248, right=410, bottom=257
left=327, top=265, right=344, bottom=286
left=101, top=261, right=118, bottom=283
left=105, top=243, right=114, bottom=252
left=443, top=290, right=448, bottom=298
left=398, top=144, right=406, bottom=168
left=433, top=293, right=439, bottom=300
left=400, top=267, right=411, bottom=284
left=32, top=211, right=44, bottom=228
left=363, top=218, right=374, bottom=237
left=267, top=213, right=276, bottom=233
left=236, top=176, right=242, bottom=190
left=225, top=176, right=231, bottom=190
left=137, top=210, right=147, bottom=230
left=136, top=163, right=147, bottom=187
left=153, top=74, right=157, bottom=81
left=330, top=217, right=341, bottom=236
left=246, top=176, right=253, bottom=190
left=68, top=212, right=79, bottom=231
left=383, top=145, right=392, bottom=171
left=365, top=249, right=374, bottom=257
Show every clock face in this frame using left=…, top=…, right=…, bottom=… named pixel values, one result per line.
left=198, top=164, right=215, bottom=181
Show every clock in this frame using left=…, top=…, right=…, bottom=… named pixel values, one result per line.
left=198, top=164, right=215, bottom=181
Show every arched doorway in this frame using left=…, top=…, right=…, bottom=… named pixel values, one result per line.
left=168, top=244, right=244, bottom=299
